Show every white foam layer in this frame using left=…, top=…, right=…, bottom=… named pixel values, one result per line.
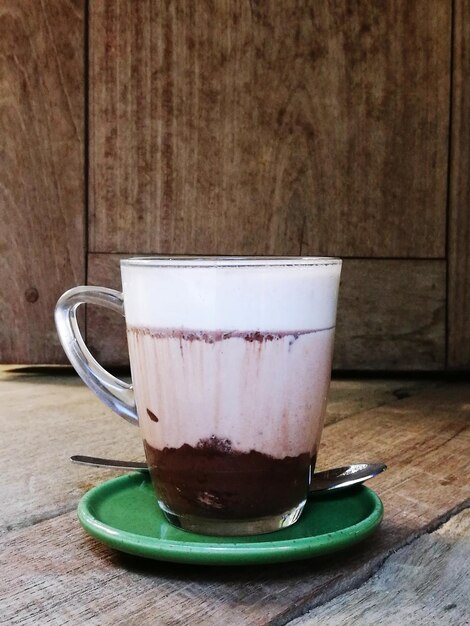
left=128, top=328, right=334, bottom=457
left=121, top=258, right=341, bottom=331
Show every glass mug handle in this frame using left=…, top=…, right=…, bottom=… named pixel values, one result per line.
left=54, top=286, right=138, bottom=425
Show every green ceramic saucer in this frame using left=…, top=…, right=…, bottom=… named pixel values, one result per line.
left=78, top=473, right=383, bottom=565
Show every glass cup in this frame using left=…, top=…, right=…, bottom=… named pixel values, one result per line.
left=55, top=256, right=342, bottom=536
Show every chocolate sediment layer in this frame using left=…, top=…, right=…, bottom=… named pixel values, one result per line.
left=144, top=437, right=315, bottom=520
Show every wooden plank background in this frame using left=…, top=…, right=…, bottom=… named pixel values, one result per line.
left=1, top=0, right=469, bottom=369
left=87, top=255, right=446, bottom=370
left=448, top=0, right=470, bottom=369
left=334, top=260, right=446, bottom=370
left=0, top=0, right=84, bottom=363
left=89, top=0, right=449, bottom=258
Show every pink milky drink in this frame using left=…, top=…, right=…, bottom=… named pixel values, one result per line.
left=56, top=257, right=342, bottom=536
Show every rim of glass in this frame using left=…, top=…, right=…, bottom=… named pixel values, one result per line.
left=121, top=256, right=342, bottom=268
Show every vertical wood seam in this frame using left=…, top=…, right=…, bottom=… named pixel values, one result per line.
left=84, top=0, right=90, bottom=338
left=445, top=0, right=456, bottom=369
left=447, top=0, right=470, bottom=368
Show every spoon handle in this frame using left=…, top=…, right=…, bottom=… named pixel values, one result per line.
left=71, top=455, right=148, bottom=471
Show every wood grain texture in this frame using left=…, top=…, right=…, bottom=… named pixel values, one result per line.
left=448, top=0, right=470, bottom=369
left=0, top=367, right=142, bottom=534
left=334, top=260, right=446, bottom=370
left=86, top=255, right=446, bottom=370
left=290, top=508, right=470, bottom=626
left=89, top=0, right=449, bottom=257
left=324, top=378, right=442, bottom=426
left=0, top=0, right=84, bottom=363
left=0, top=370, right=468, bottom=625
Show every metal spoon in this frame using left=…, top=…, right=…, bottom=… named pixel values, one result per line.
left=71, top=455, right=386, bottom=494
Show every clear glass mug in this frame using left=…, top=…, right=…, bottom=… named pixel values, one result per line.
left=55, top=257, right=342, bottom=536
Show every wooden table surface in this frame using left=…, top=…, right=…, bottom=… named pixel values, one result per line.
left=0, top=367, right=469, bottom=625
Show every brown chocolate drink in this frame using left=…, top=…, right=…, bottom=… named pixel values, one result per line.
left=144, top=437, right=315, bottom=520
